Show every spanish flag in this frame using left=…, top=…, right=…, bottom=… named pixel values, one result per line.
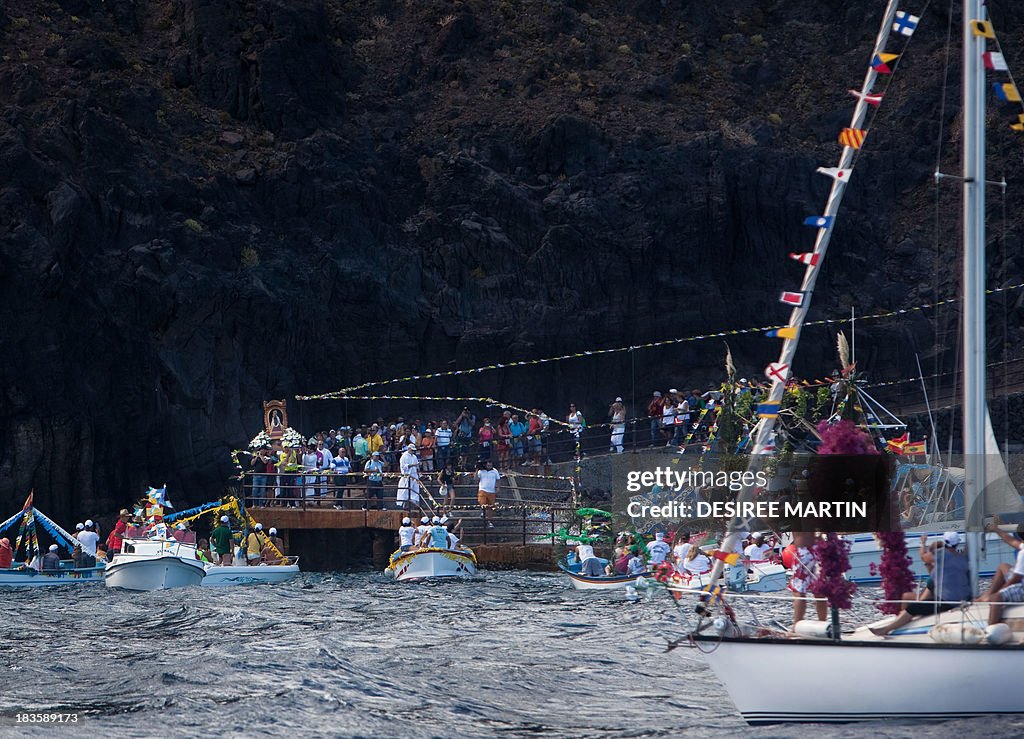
left=902, top=440, right=927, bottom=455
left=886, top=432, right=909, bottom=453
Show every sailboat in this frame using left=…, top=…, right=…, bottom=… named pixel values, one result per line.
left=683, top=0, right=1024, bottom=724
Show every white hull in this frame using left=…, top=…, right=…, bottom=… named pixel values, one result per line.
left=202, top=563, right=300, bottom=586
left=105, top=539, right=206, bottom=591
left=0, top=566, right=104, bottom=587
left=844, top=531, right=1017, bottom=583
left=668, top=562, right=788, bottom=599
left=390, top=548, right=477, bottom=581
left=562, top=567, right=651, bottom=590
left=697, top=604, right=1024, bottom=724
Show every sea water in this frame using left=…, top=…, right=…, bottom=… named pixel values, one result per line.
left=0, top=572, right=1020, bottom=737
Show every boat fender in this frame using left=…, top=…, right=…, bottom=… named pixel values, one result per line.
left=712, top=616, right=740, bottom=637
left=929, top=623, right=985, bottom=644
left=781, top=544, right=796, bottom=570
left=384, top=567, right=394, bottom=576
left=792, top=620, right=834, bottom=639
left=985, top=622, right=1012, bottom=646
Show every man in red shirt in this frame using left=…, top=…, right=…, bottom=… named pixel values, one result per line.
left=0, top=537, right=12, bottom=568
left=646, top=391, right=664, bottom=446
left=106, top=509, right=131, bottom=558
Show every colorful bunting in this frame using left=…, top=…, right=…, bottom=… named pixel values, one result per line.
left=816, top=166, right=852, bottom=182
left=779, top=291, right=805, bottom=307
left=765, top=362, right=791, bottom=382
left=849, top=89, right=884, bottom=106
left=765, top=326, right=799, bottom=339
left=892, top=11, right=919, bottom=37
left=971, top=20, right=995, bottom=39
left=983, top=51, right=1008, bottom=71
left=871, top=52, right=899, bottom=74
left=839, top=128, right=867, bottom=149
left=803, top=216, right=834, bottom=228
left=993, top=83, right=1022, bottom=103
left=789, top=252, right=821, bottom=266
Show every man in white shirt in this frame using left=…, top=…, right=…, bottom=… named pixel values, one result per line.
left=476, top=460, right=501, bottom=511
left=435, top=420, right=453, bottom=470
left=443, top=516, right=460, bottom=550
left=415, top=516, right=431, bottom=543
left=397, top=443, right=421, bottom=512
left=77, top=521, right=101, bottom=567
left=398, top=517, right=416, bottom=551
left=672, top=531, right=692, bottom=573
left=744, top=533, right=772, bottom=561
left=576, top=542, right=603, bottom=577
left=647, top=532, right=671, bottom=565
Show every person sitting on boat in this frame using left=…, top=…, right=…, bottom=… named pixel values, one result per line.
left=415, top=516, right=431, bottom=546
left=42, top=544, right=61, bottom=571
left=788, top=531, right=827, bottom=626
left=870, top=531, right=973, bottom=636
left=683, top=545, right=711, bottom=575
left=443, top=517, right=461, bottom=550
left=106, top=509, right=130, bottom=558
left=627, top=546, right=647, bottom=575
left=744, top=533, right=771, bottom=561
left=398, top=517, right=416, bottom=552
left=576, top=542, right=604, bottom=577
left=981, top=517, right=1024, bottom=626
left=245, top=525, right=265, bottom=566
left=211, top=515, right=233, bottom=566
left=268, top=527, right=285, bottom=557
left=424, top=517, right=450, bottom=549
left=0, top=537, right=12, bottom=568
left=647, top=532, right=671, bottom=565
left=195, top=538, right=212, bottom=563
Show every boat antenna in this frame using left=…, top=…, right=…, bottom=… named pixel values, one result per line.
left=915, top=353, right=940, bottom=462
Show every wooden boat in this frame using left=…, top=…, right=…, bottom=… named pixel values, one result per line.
left=388, top=547, right=478, bottom=581
left=0, top=495, right=104, bottom=587
left=559, top=558, right=651, bottom=590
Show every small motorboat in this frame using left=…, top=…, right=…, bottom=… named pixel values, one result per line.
left=560, top=557, right=652, bottom=590
left=0, top=563, right=105, bottom=588
left=202, top=557, right=301, bottom=586
left=665, top=560, right=788, bottom=601
left=104, top=537, right=206, bottom=591
left=387, top=547, right=478, bottom=582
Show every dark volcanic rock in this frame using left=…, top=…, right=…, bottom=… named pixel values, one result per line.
left=0, top=0, right=1022, bottom=523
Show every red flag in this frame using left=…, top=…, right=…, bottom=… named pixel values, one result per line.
left=780, top=291, right=805, bottom=306
left=22, top=490, right=34, bottom=511
left=789, top=252, right=820, bottom=266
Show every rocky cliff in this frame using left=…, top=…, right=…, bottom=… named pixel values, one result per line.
left=1, top=0, right=1022, bottom=518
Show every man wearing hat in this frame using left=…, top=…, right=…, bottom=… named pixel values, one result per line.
left=398, top=517, right=416, bottom=552
left=76, top=520, right=100, bottom=568
left=397, top=443, right=421, bottom=512
left=646, top=391, right=664, bottom=446
left=245, top=524, right=266, bottom=566
left=0, top=537, right=13, bottom=569
left=608, top=397, right=626, bottom=454
left=363, top=450, right=386, bottom=510
left=106, top=509, right=131, bottom=559
left=42, top=544, right=61, bottom=571
left=870, top=531, right=972, bottom=636
left=423, top=516, right=449, bottom=549
left=647, top=531, right=671, bottom=565
left=211, top=515, right=233, bottom=566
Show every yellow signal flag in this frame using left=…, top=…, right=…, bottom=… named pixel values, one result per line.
left=1012, top=123, right=1024, bottom=132
left=971, top=20, right=995, bottom=38
left=839, top=127, right=867, bottom=149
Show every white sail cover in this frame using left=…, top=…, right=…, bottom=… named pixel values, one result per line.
left=983, top=408, right=1023, bottom=515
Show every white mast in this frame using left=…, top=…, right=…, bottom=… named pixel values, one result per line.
left=962, top=0, right=986, bottom=592
left=705, top=0, right=904, bottom=586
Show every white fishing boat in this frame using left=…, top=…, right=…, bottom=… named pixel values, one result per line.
left=666, top=560, right=788, bottom=600
left=104, top=537, right=206, bottom=591
left=683, top=0, right=1024, bottom=724
left=388, top=547, right=478, bottom=582
left=0, top=496, right=106, bottom=587
left=202, top=558, right=301, bottom=586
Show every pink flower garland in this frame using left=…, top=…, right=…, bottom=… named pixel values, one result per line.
left=811, top=533, right=856, bottom=609
left=874, top=531, right=914, bottom=614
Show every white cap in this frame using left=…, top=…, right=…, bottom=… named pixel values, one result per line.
left=49, top=544, right=58, bottom=552
left=655, top=532, right=664, bottom=540
left=269, top=528, right=277, bottom=535
left=75, top=523, right=84, bottom=530
left=432, top=516, right=441, bottom=524
left=669, top=388, right=678, bottom=394
left=220, top=515, right=229, bottom=523
left=255, top=523, right=263, bottom=531
left=407, top=443, right=418, bottom=451
left=176, top=523, right=186, bottom=530
left=371, top=451, right=380, bottom=456
left=85, top=519, right=94, bottom=527
left=440, top=516, right=449, bottom=524
left=402, top=517, right=411, bottom=525
left=943, top=531, right=962, bottom=547
left=615, top=397, right=623, bottom=402
left=752, top=532, right=764, bottom=540
left=421, top=516, right=429, bottom=524
left=653, top=391, right=662, bottom=397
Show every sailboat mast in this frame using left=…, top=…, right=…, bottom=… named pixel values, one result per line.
left=962, top=0, right=986, bottom=588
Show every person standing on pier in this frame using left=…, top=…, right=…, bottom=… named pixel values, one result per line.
left=435, top=419, right=453, bottom=470
left=608, top=397, right=626, bottom=454
left=476, top=460, right=501, bottom=521
left=647, top=391, right=663, bottom=446
left=364, top=451, right=386, bottom=509
left=397, top=443, right=421, bottom=512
